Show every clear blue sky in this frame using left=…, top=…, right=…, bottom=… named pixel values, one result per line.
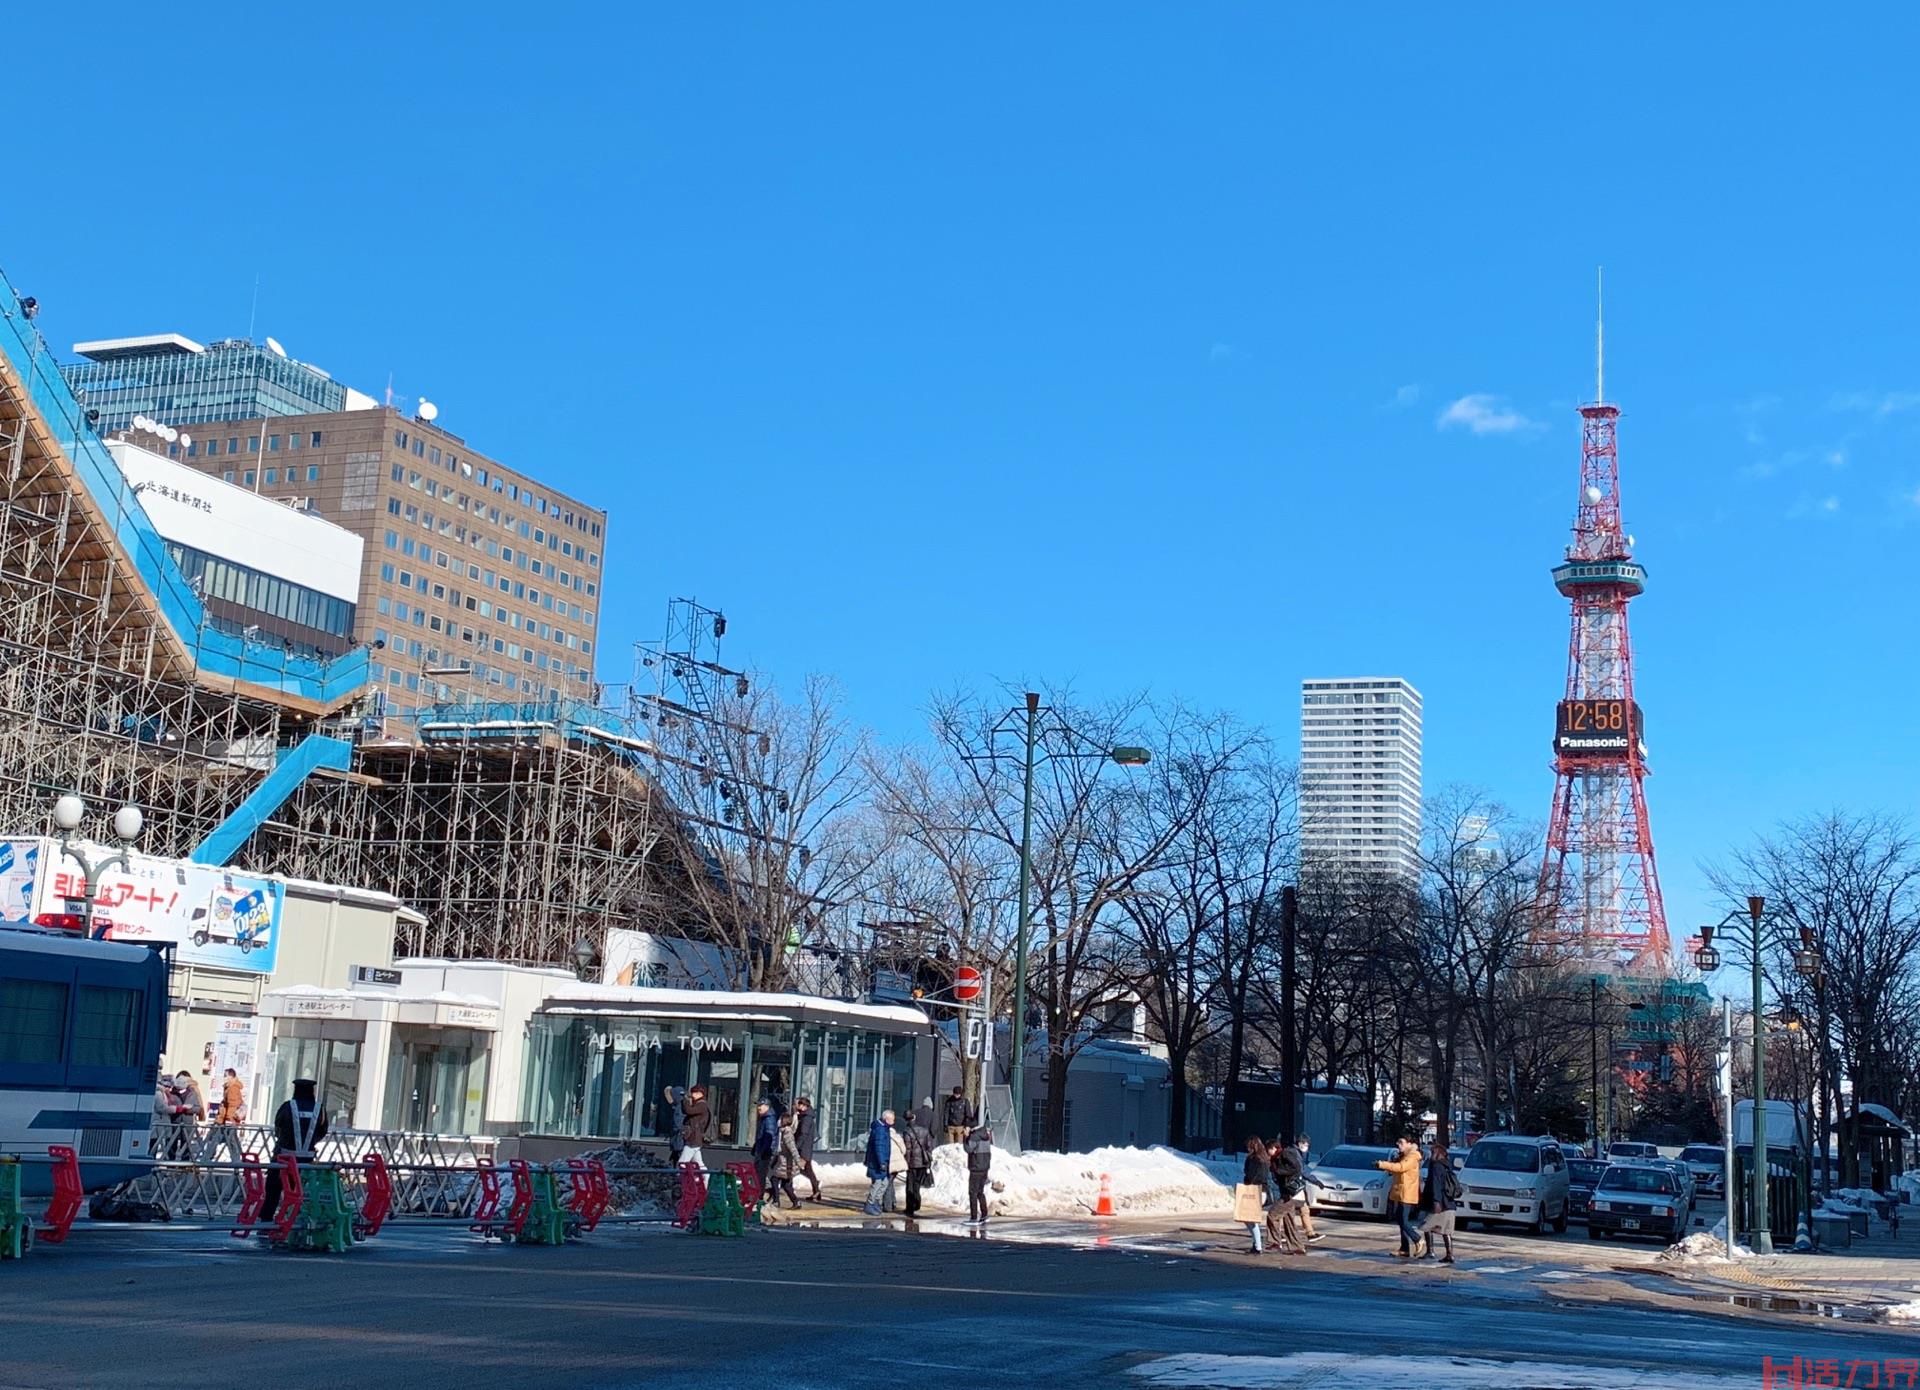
left=11, top=7, right=1919, bottom=939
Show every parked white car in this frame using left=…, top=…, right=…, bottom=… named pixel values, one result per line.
left=1457, top=1134, right=1571, bottom=1234
left=1304, top=1144, right=1398, bottom=1218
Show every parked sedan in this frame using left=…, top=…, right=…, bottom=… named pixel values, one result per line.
left=1586, top=1163, right=1687, bottom=1243
left=1650, top=1157, right=1697, bottom=1214
left=1304, top=1144, right=1399, bottom=1218
left=1566, top=1158, right=1607, bottom=1222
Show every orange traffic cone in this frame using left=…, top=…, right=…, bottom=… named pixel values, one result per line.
left=1095, top=1172, right=1114, bottom=1217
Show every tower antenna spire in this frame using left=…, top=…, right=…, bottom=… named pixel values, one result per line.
left=1595, top=266, right=1605, bottom=405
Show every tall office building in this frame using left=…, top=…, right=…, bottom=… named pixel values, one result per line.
left=63, top=334, right=376, bottom=433
left=64, top=331, right=607, bottom=716
left=1299, top=676, right=1424, bottom=882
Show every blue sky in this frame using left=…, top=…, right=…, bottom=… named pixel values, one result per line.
left=10, top=6, right=1919, bottom=940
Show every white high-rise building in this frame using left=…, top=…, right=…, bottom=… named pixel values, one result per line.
left=1300, top=677, right=1424, bottom=882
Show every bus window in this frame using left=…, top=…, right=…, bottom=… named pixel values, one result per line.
left=73, top=985, right=142, bottom=1069
left=0, top=978, right=69, bottom=1063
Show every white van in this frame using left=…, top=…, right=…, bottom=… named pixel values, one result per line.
left=1457, top=1134, right=1572, bottom=1234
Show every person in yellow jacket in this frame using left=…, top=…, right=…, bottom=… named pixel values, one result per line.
left=1376, top=1136, right=1424, bottom=1258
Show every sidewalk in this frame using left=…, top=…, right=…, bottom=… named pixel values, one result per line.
left=1652, top=1224, right=1920, bottom=1313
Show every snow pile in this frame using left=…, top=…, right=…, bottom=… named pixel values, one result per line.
left=1884, top=1300, right=1920, bottom=1325
left=1659, top=1222, right=1754, bottom=1263
left=814, top=1143, right=1233, bottom=1218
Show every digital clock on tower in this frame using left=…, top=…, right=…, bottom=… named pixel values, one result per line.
left=1554, top=699, right=1642, bottom=757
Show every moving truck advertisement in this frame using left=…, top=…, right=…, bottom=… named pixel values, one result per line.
left=11, top=836, right=284, bottom=973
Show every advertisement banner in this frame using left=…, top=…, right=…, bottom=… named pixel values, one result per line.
left=600, top=928, right=739, bottom=990
left=0, top=837, right=42, bottom=920
left=28, top=838, right=284, bottom=974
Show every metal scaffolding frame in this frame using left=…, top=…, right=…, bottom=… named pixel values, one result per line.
left=0, top=325, right=704, bottom=967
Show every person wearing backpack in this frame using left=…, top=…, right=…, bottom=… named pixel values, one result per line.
left=1417, top=1140, right=1460, bottom=1265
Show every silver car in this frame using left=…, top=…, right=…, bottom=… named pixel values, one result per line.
left=1304, top=1144, right=1398, bottom=1218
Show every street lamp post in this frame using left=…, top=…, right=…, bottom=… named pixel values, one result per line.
left=977, top=692, right=1150, bottom=1151
left=1696, top=893, right=1821, bottom=1256
left=50, top=794, right=145, bottom=939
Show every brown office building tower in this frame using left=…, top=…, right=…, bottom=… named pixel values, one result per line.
left=175, top=408, right=607, bottom=716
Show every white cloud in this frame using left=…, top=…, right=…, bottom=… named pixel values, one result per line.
left=1391, top=383, right=1421, bottom=408
left=1825, top=449, right=1847, bottom=468
left=1831, top=389, right=1920, bottom=417
left=1436, top=393, right=1540, bottom=436
left=1208, top=342, right=1235, bottom=361
left=1787, top=494, right=1841, bottom=519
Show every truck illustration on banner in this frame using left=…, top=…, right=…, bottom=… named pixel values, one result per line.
left=189, top=886, right=273, bottom=953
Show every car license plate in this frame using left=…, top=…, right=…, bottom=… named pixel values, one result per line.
left=1622, top=1218, right=1640, bottom=1230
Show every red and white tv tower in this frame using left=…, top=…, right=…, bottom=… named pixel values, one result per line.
left=1538, top=283, right=1672, bottom=969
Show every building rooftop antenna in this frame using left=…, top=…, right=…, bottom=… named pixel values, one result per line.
left=1595, top=265, right=1605, bottom=405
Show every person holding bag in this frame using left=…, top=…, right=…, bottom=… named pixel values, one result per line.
left=1235, top=1135, right=1270, bottom=1254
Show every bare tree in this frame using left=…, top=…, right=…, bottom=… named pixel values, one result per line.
left=1713, top=812, right=1920, bottom=1188
left=640, top=673, right=874, bottom=990
left=934, top=690, right=1235, bottom=1150
left=1118, top=735, right=1283, bottom=1148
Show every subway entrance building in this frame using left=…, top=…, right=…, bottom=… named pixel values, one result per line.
left=522, top=985, right=935, bottom=1151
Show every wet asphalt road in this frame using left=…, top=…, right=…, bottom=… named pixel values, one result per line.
left=0, top=1221, right=1909, bottom=1388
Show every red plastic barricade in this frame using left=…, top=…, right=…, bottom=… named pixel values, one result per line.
left=726, top=1160, right=763, bottom=1209
left=233, top=1151, right=266, bottom=1238
left=470, top=1158, right=502, bottom=1234
left=356, top=1153, right=394, bottom=1238
left=270, top=1153, right=305, bottom=1244
left=38, top=1146, right=81, bottom=1244
left=564, top=1158, right=611, bottom=1233
left=673, top=1162, right=707, bottom=1229
left=502, top=1159, right=534, bottom=1238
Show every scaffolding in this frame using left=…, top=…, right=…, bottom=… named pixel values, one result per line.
left=248, top=708, right=700, bottom=964
left=0, top=296, right=707, bottom=967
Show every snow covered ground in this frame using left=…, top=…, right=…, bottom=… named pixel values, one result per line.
left=813, top=1142, right=1233, bottom=1218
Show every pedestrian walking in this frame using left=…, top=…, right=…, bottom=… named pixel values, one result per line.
left=902, top=1109, right=935, bottom=1216
left=751, top=1099, right=779, bottom=1198
left=964, top=1125, right=994, bottom=1226
left=1376, top=1135, right=1424, bottom=1258
left=863, top=1109, right=897, bottom=1214
left=1274, top=1135, right=1324, bottom=1244
left=942, top=1085, right=976, bottom=1145
left=769, top=1110, right=805, bottom=1210
left=885, top=1112, right=909, bottom=1211
left=258, top=1078, right=329, bottom=1224
left=1417, top=1141, right=1460, bottom=1265
left=793, top=1096, right=822, bottom=1200
left=679, top=1084, right=712, bottom=1171
left=1238, top=1136, right=1271, bottom=1254
left=662, top=1085, right=686, bottom=1167
left=163, top=1071, right=203, bottom=1160
left=1262, top=1141, right=1308, bottom=1254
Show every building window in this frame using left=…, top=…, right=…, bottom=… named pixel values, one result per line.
left=244, top=471, right=256, bottom=486
left=222, top=471, right=235, bottom=483
left=265, top=469, right=277, bottom=485
left=307, top=465, right=320, bottom=482
left=267, top=435, right=280, bottom=451
left=311, top=431, right=324, bottom=447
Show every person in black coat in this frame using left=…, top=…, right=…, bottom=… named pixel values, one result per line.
left=750, top=1100, right=780, bottom=1197
left=1240, top=1136, right=1271, bottom=1255
left=901, top=1109, right=936, bottom=1216
left=964, top=1125, right=994, bottom=1226
left=258, top=1078, right=329, bottom=1223
left=792, top=1097, right=821, bottom=1199
left=942, top=1086, right=977, bottom=1145
left=1417, top=1141, right=1459, bottom=1265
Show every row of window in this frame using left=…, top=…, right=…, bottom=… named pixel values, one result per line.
left=170, top=542, right=356, bottom=637
left=369, top=659, right=572, bottom=701
left=221, top=466, right=321, bottom=487
left=187, top=430, right=325, bottom=457
left=391, top=467, right=602, bottom=569
left=393, top=429, right=602, bottom=539
left=381, top=532, right=596, bottom=618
